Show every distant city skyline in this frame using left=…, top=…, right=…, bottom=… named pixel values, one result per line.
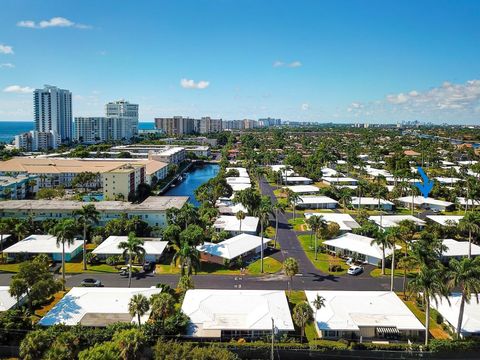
left=1, top=0, right=480, bottom=124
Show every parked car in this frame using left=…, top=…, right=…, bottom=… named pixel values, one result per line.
left=347, top=265, right=364, bottom=276
left=81, top=278, right=102, bottom=287
left=143, top=261, right=156, bottom=272
left=346, top=257, right=354, bottom=265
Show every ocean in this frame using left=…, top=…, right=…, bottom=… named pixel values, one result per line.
left=0, top=121, right=155, bottom=144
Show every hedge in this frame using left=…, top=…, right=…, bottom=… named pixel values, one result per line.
left=428, top=339, right=480, bottom=352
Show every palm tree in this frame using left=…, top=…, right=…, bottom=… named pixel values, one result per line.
left=272, top=202, right=286, bottom=248
left=458, top=212, right=480, bottom=258
left=128, top=294, right=150, bottom=326
left=370, top=231, right=390, bottom=275
left=385, top=227, right=402, bottom=291
left=338, top=188, right=352, bottom=213
left=14, top=220, right=30, bottom=241
left=73, top=204, right=100, bottom=270
left=308, top=215, right=327, bottom=261
left=293, top=301, right=313, bottom=343
left=446, top=257, right=480, bottom=339
left=51, top=218, right=78, bottom=291
left=172, top=240, right=200, bottom=276
left=150, top=292, right=175, bottom=326
left=398, top=219, right=417, bottom=296
left=311, top=294, right=326, bottom=319
left=0, top=221, right=9, bottom=262
left=235, top=210, right=246, bottom=233
left=119, top=233, right=146, bottom=288
left=256, top=196, right=273, bottom=273
left=408, top=265, right=448, bottom=346
left=283, top=257, right=298, bottom=293
left=285, top=189, right=301, bottom=220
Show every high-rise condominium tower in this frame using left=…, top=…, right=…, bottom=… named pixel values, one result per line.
left=34, top=85, right=73, bottom=143
left=105, top=100, right=139, bottom=139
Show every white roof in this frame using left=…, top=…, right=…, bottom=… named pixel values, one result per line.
left=214, top=215, right=259, bottom=233
left=181, top=290, right=294, bottom=336
left=458, top=160, right=478, bottom=166
left=457, top=197, right=480, bottom=206
left=197, top=233, right=268, bottom=260
left=270, top=165, right=295, bottom=176
left=435, top=177, right=461, bottom=184
left=284, top=185, right=320, bottom=194
left=0, top=286, right=22, bottom=311
left=216, top=201, right=248, bottom=215
left=93, top=236, right=168, bottom=256
left=282, top=176, right=312, bottom=183
left=364, top=166, right=392, bottom=178
left=304, top=213, right=360, bottom=231
left=323, top=177, right=358, bottom=183
left=431, top=293, right=480, bottom=335
left=226, top=177, right=251, bottom=185
left=230, top=183, right=252, bottom=192
left=369, top=215, right=426, bottom=228
left=226, top=167, right=249, bottom=178
left=305, top=291, right=425, bottom=332
left=39, top=287, right=161, bottom=326
left=299, top=196, right=338, bottom=205
left=396, top=196, right=453, bottom=208
left=0, top=234, right=11, bottom=244
left=324, top=233, right=399, bottom=259
left=351, top=197, right=394, bottom=206
left=4, top=234, right=83, bottom=255
left=321, top=168, right=339, bottom=177
left=426, top=215, right=463, bottom=226
left=441, top=239, right=480, bottom=257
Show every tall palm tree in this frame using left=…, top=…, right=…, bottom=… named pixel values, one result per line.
left=385, top=227, right=402, bottom=291
left=446, top=257, right=480, bottom=339
left=150, top=292, right=175, bottom=326
left=458, top=212, right=480, bottom=258
left=311, top=294, right=326, bottom=319
left=119, top=233, right=146, bottom=288
left=408, top=265, right=448, bottom=346
left=283, top=257, right=298, bottom=294
left=256, top=196, right=273, bottom=273
left=172, top=240, right=200, bottom=276
left=14, top=220, right=30, bottom=242
left=308, top=215, right=327, bottom=261
left=285, top=189, right=301, bottom=220
left=0, top=221, right=9, bottom=262
left=398, top=219, right=417, bottom=295
left=235, top=210, right=246, bottom=233
left=51, top=218, right=79, bottom=291
left=370, top=231, right=390, bottom=275
left=128, top=294, right=150, bottom=326
left=338, top=188, right=352, bottom=213
left=293, top=301, right=313, bottom=343
left=272, top=202, right=286, bottom=248
left=73, top=204, right=100, bottom=270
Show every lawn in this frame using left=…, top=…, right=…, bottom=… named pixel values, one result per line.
left=0, top=263, right=21, bottom=273
left=286, top=290, right=318, bottom=342
left=370, top=268, right=417, bottom=278
left=63, top=262, right=121, bottom=274
left=288, top=218, right=306, bottom=231
left=399, top=294, right=451, bottom=340
left=297, top=234, right=349, bottom=275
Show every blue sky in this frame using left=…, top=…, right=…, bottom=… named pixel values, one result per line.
left=1, top=0, right=480, bottom=123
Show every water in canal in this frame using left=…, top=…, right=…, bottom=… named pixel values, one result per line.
left=164, top=163, right=219, bottom=206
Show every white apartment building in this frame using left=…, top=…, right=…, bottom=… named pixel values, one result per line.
left=75, top=117, right=138, bottom=143
left=14, top=130, right=58, bottom=151
left=34, top=85, right=72, bottom=143
left=154, top=116, right=222, bottom=135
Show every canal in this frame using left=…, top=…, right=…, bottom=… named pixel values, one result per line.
left=163, top=163, right=220, bottom=206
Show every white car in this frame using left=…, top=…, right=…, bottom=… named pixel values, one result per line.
left=347, top=265, right=364, bottom=276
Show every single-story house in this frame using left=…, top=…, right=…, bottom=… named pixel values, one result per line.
left=296, top=196, right=338, bottom=209
left=440, top=239, right=480, bottom=261
left=92, top=236, right=168, bottom=262
left=435, top=177, right=462, bottom=185
left=284, top=185, right=320, bottom=195
left=350, top=197, right=394, bottom=211
left=426, top=215, right=463, bottom=227
left=304, top=213, right=360, bottom=232
left=430, top=293, right=480, bottom=338
left=282, top=176, right=313, bottom=185
left=305, top=291, right=425, bottom=341
left=4, top=234, right=83, bottom=262
left=39, top=287, right=161, bottom=326
left=322, top=177, right=358, bottom=186
left=364, top=166, right=392, bottom=178
left=226, top=177, right=251, bottom=185
left=226, top=167, right=249, bottom=178
left=270, top=165, right=295, bottom=177
left=396, top=196, right=454, bottom=212
left=215, top=199, right=248, bottom=215
left=0, top=286, right=25, bottom=311
left=197, top=233, right=269, bottom=264
left=369, top=215, right=426, bottom=230
left=321, top=168, right=339, bottom=177
left=181, top=289, right=294, bottom=339
left=214, top=215, right=259, bottom=235
left=323, top=232, right=400, bottom=265
left=229, top=183, right=252, bottom=193
left=457, top=197, right=480, bottom=208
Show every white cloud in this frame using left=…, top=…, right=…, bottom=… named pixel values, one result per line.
left=301, top=103, right=310, bottom=111
left=0, top=44, right=14, bottom=54
left=17, top=17, right=91, bottom=29
left=180, top=78, right=210, bottom=89
left=3, top=85, right=34, bottom=94
left=386, top=93, right=409, bottom=104
left=273, top=60, right=302, bottom=68
left=0, top=63, right=15, bottom=68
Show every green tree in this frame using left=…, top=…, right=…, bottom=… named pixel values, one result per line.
left=235, top=210, right=246, bottom=232
left=150, top=292, right=176, bottom=326
left=0, top=220, right=9, bottom=261
left=446, top=257, right=480, bottom=339
left=44, top=331, right=80, bottom=360
left=113, top=328, right=147, bottom=360
left=311, top=294, right=326, bottom=319
left=370, top=231, right=390, bottom=275
left=272, top=201, right=286, bottom=248
left=119, top=233, right=146, bottom=288
left=293, top=301, right=313, bottom=343
left=458, top=212, right=480, bottom=258
left=385, top=227, right=402, bottom=291
left=78, top=341, right=120, bottom=360
left=283, top=257, right=299, bottom=293
left=51, top=218, right=79, bottom=290
left=19, top=329, right=52, bottom=360
left=172, top=240, right=200, bottom=276
left=256, top=196, right=273, bottom=273
left=285, top=188, right=302, bottom=220
left=128, top=294, right=150, bottom=326
left=73, top=204, right=100, bottom=270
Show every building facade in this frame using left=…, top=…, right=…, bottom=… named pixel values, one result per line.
left=14, top=130, right=58, bottom=151
left=34, top=85, right=72, bottom=144
left=102, top=163, right=145, bottom=200
left=155, top=116, right=222, bottom=135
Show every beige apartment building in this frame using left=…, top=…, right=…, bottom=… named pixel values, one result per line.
left=102, top=163, right=145, bottom=200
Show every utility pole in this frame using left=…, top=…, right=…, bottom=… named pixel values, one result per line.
left=271, top=318, right=275, bottom=360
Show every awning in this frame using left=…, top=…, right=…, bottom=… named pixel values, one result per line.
left=377, top=327, right=399, bottom=335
